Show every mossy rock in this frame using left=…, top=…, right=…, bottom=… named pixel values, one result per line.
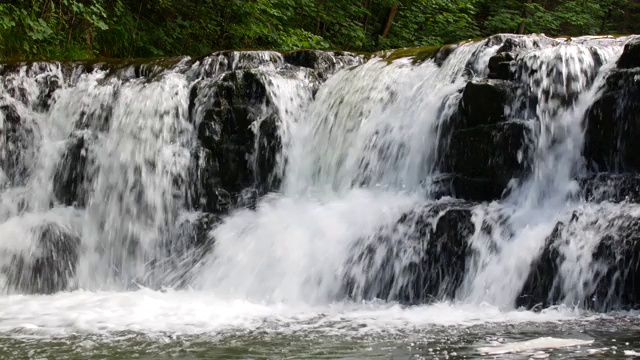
left=381, top=45, right=441, bottom=64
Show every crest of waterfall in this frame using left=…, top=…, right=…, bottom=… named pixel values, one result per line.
left=190, top=36, right=640, bottom=309
left=283, top=42, right=491, bottom=196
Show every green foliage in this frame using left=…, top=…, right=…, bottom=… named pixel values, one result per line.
left=0, top=0, right=639, bottom=60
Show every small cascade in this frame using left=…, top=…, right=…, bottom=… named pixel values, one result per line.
left=1, top=35, right=640, bottom=314
left=283, top=42, right=487, bottom=196
left=0, top=50, right=360, bottom=293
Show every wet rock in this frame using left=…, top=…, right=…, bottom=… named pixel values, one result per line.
left=236, top=187, right=259, bottom=210
left=459, top=79, right=515, bottom=128
left=517, top=221, right=565, bottom=309
left=590, top=218, right=640, bottom=311
left=87, top=57, right=190, bottom=82
left=433, top=175, right=510, bottom=202
left=343, top=201, right=475, bottom=304
left=5, top=223, right=80, bottom=294
left=447, top=121, right=531, bottom=197
left=144, top=211, right=221, bottom=288
left=52, top=131, right=96, bottom=207
left=484, top=34, right=557, bottom=53
left=580, top=174, right=640, bottom=203
left=191, top=51, right=282, bottom=79
left=73, top=102, right=114, bottom=132
left=186, top=146, right=230, bottom=215
left=518, top=210, right=640, bottom=311
left=616, top=37, right=640, bottom=69
left=0, top=103, right=37, bottom=185
left=0, top=62, right=64, bottom=111
left=405, top=204, right=474, bottom=302
left=488, top=52, right=514, bottom=80
left=283, top=50, right=362, bottom=80
left=434, top=44, right=458, bottom=66
left=456, top=79, right=535, bottom=131
left=584, top=68, right=640, bottom=172
left=190, top=70, right=281, bottom=195
left=171, top=212, right=219, bottom=258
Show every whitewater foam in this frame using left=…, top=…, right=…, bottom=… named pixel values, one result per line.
left=0, top=289, right=586, bottom=337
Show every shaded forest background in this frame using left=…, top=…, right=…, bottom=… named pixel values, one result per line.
left=1, top=0, right=639, bottom=60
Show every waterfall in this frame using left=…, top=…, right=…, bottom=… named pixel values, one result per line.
left=1, top=35, right=640, bottom=314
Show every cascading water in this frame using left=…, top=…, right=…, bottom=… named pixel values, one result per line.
left=1, top=35, right=640, bottom=358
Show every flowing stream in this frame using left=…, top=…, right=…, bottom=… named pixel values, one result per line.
left=1, top=36, right=640, bottom=358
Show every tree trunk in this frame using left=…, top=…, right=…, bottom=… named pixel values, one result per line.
left=517, top=0, right=532, bottom=34
left=381, top=4, right=398, bottom=38
left=622, top=3, right=631, bottom=33
left=600, top=9, right=611, bottom=34
left=363, top=0, right=371, bottom=33
left=317, top=0, right=329, bottom=36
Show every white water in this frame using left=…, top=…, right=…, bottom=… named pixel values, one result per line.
left=0, top=289, right=584, bottom=337
left=0, top=35, right=638, bottom=343
left=478, top=337, right=594, bottom=355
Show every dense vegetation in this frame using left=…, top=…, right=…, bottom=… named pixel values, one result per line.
left=1, top=0, right=639, bottom=60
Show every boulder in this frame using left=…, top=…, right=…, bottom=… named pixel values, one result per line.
left=584, top=69, right=640, bottom=172
left=458, top=79, right=535, bottom=130
left=342, top=201, right=475, bottom=304
left=460, top=79, right=513, bottom=128
left=4, top=222, right=80, bottom=294
left=616, top=37, right=640, bottom=69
